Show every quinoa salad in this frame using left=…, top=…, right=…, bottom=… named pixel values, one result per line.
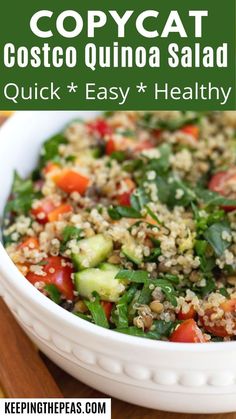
left=3, top=111, right=236, bottom=343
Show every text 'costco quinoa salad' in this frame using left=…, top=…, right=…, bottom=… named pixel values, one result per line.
left=4, top=111, right=236, bottom=343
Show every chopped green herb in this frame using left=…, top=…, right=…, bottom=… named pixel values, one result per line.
left=85, top=293, right=109, bottom=329
left=39, top=134, right=67, bottom=167
left=44, top=284, right=61, bottom=304
left=108, top=206, right=141, bottom=220
left=204, top=221, right=231, bottom=257
left=116, top=270, right=149, bottom=283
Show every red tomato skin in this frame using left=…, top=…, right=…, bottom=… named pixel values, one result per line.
left=134, top=140, right=155, bottom=152
left=106, top=139, right=116, bottom=155
left=55, top=170, right=89, bottom=195
left=87, top=120, right=112, bottom=137
left=43, top=162, right=60, bottom=175
left=200, top=299, right=236, bottom=338
left=47, top=204, right=72, bottom=222
left=101, top=301, right=113, bottom=320
left=153, top=129, right=162, bottom=139
left=177, top=306, right=196, bottom=321
left=170, top=319, right=206, bottom=343
left=118, top=192, right=131, bottom=207
left=18, top=237, right=39, bottom=250
left=200, top=310, right=229, bottom=338
left=27, top=256, right=74, bottom=301
left=208, top=169, right=236, bottom=211
left=181, top=125, right=199, bottom=140
left=31, top=199, right=56, bottom=224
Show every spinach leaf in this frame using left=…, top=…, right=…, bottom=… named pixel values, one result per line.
left=138, top=283, right=153, bottom=304
left=139, top=113, right=199, bottom=132
left=130, top=187, right=149, bottom=212
left=110, top=151, right=126, bottom=162
left=116, top=270, right=149, bottom=283
left=219, top=287, right=230, bottom=298
left=115, top=326, right=161, bottom=340
left=145, top=205, right=162, bottom=225
left=4, top=171, right=36, bottom=216
left=85, top=293, right=109, bottom=329
left=151, top=279, right=178, bottom=307
left=145, top=143, right=171, bottom=174
left=44, top=284, right=61, bottom=304
left=192, top=203, right=225, bottom=233
left=195, top=240, right=216, bottom=272
left=155, top=175, right=196, bottom=208
left=204, top=221, right=231, bottom=257
left=195, top=276, right=216, bottom=297
left=115, top=285, right=138, bottom=328
left=39, top=133, right=67, bottom=167
left=152, top=320, right=176, bottom=337
left=123, top=159, right=144, bottom=173
left=60, top=225, right=83, bottom=252
left=144, top=247, right=161, bottom=262
left=160, top=274, right=180, bottom=285
left=108, top=206, right=141, bottom=220
left=195, top=187, right=236, bottom=208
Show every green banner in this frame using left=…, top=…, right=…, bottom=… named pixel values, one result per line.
left=0, top=0, right=235, bottom=110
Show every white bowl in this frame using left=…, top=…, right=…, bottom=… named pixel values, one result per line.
left=1, top=111, right=236, bottom=414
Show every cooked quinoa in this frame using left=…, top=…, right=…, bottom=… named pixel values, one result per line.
left=3, top=111, right=236, bottom=342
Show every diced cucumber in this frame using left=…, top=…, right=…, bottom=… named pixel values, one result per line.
left=99, top=263, right=120, bottom=272
left=122, top=238, right=143, bottom=265
left=75, top=268, right=125, bottom=302
left=72, top=234, right=113, bottom=270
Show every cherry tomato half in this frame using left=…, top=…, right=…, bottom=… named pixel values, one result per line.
left=31, top=198, right=56, bottom=224
left=101, top=301, right=113, bottom=320
left=200, top=298, right=236, bottom=338
left=27, top=256, right=74, bottom=301
left=87, top=120, right=112, bottom=137
left=177, top=305, right=196, bottom=321
left=170, top=319, right=206, bottom=343
left=208, top=168, right=236, bottom=211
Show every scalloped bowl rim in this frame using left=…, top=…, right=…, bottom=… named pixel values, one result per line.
left=0, top=111, right=235, bottom=354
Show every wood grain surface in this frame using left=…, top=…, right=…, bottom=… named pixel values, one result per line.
left=0, top=298, right=63, bottom=398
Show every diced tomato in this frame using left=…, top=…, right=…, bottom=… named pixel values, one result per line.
left=181, top=125, right=199, bottom=140
left=43, top=162, right=60, bottom=175
left=152, top=129, right=162, bottom=139
left=200, top=310, right=228, bottom=338
left=31, top=198, right=56, bottom=224
left=133, top=140, right=155, bottom=152
left=177, top=305, right=196, bottom=321
left=200, top=298, right=236, bottom=338
left=208, top=168, right=236, bottom=211
left=27, top=256, right=74, bottom=301
left=18, top=237, right=39, bottom=250
left=106, top=138, right=116, bottom=155
left=221, top=298, right=236, bottom=313
left=87, top=119, right=112, bottom=137
left=118, top=192, right=132, bottom=207
left=124, top=178, right=136, bottom=190
left=117, top=178, right=136, bottom=207
left=101, top=301, right=113, bottom=320
left=55, top=170, right=90, bottom=195
left=48, top=204, right=72, bottom=222
left=170, top=319, right=206, bottom=343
